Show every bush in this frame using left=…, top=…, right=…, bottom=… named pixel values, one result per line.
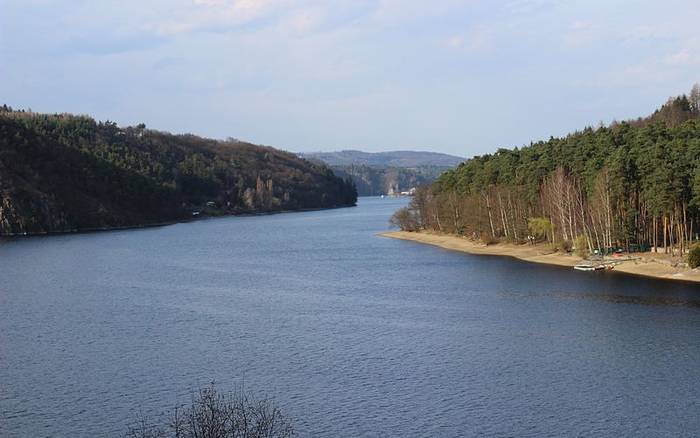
left=127, top=384, right=295, bottom=438
left=561, top=240, right=573, bottom=253
left=527, top=217, right=552, bottom=242
left=389, top=207, right=420, bottom=231
left=688, top=245, right=700, bottom=269
left=574, top=235, right=589, bottom=258
left=480, top=232, right=499, bottom=245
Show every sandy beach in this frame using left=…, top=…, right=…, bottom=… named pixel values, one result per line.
left=381, top=231, right=700, bottom=284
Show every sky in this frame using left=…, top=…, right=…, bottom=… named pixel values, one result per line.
left=1, top=0, right=699, bottom=157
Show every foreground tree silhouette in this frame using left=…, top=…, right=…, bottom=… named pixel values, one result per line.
left=126, top=385, right=295, bottom=438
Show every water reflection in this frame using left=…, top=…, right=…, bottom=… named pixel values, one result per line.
left=501, top=290, right=700, bottom=308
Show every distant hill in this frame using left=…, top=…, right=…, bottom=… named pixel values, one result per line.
left=301, top=150, right=464, bottom=168
left=301, top=150, right=464, bottom=196
left=0, top=106, right=357, bottom=235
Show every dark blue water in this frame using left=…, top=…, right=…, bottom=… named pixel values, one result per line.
left=1, top=197, right=700, bottom=437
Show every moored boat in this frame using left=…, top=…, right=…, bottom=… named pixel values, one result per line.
left=574, top=263, right=605, bottom=272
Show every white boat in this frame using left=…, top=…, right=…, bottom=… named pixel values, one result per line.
left=574, top=263, right=605, bottom=272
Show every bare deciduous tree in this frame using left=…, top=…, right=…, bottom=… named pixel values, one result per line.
left=389, top=206, right=420, bottom=231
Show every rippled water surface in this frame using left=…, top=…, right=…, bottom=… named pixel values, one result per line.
left=2, top=197, right=700, bottom=437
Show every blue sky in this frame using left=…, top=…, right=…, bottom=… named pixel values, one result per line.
left=1, top=0, right=699, bottom=156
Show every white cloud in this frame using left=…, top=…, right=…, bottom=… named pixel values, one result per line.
left=193, top=0, right=226, bottom=5
left=281, top=8, right=325, bottom=34
left=665, top=49, right=695, bottom=66
left=151, top=0, right=293, bottom=35
left=370, top=0, right=468, bottom=26
left=563, top=21, right=599, bottom=47
left=503, top=0, right=558, bottom=16
left=443, top=25, right=495, bottom=54
left=597, top=48, right=700, bottom=88
left=445, top=35, right=465, bottom=49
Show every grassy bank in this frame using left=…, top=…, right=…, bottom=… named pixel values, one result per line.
left=381, top=231, right=700, bottom=284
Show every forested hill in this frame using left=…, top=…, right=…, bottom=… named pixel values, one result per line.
left=301, top=150, right=464, bottom=167
left=328, top=165, right=449, bottom=197
left=302, top=150, right=464, bottom=196
left=397, top=84, right=700, bottom=258
left=0, top=107, right=357, bottom=236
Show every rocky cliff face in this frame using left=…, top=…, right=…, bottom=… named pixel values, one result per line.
left=0, top=187, right=70, bottom=235
left=0, top=194, right=27, bottom=234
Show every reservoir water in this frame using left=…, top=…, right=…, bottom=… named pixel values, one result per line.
left=2, top=197, right=700, bottom=437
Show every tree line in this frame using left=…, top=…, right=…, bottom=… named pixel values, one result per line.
left=393, top=84, right=700, bottom=258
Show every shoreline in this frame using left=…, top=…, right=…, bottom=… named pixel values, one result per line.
left=381, top=231, right=700, bottom=284
left=0, top=203, right=357, bottom=240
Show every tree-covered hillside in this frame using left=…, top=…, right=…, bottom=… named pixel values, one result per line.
left=330, top=164, right=449, bottom=196
left=396, top=85, right=700, bottom=258
left=302, top=150, right=464, bottom=167
left=0, top=107, right=356, bottom=235
left=302, top=150, right=463, bottom=196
